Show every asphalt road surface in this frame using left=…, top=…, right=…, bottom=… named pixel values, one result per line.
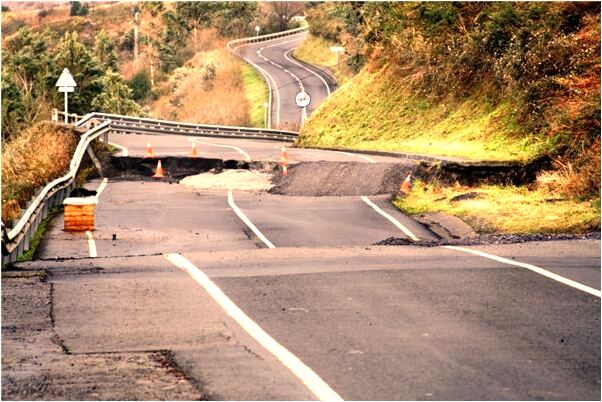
left=105, top=132, right=404, bottom=163
left=12, top=177, right=598, bottom=400
left=233, top=32, right=335, bottom=130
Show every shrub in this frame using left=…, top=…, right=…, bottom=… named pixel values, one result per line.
left=129, top=70, right=152, bottom=101
left=1, top=122, right=79, bottom=226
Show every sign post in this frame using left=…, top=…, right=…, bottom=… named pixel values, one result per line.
left=330, top=46, right=345, bottom=69
left=55, top=68, right=77, bottom=124
left=255, top=25, right=260, bottom=37
left=295, top=90, right=311, bottom=126
left=263, top=102, right=269, bottom=128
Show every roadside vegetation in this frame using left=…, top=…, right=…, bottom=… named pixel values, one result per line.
left=242, top=64, right=269, bottom=128
left=293, top=35, right=353, bottom=85
left=395, top=180, right=600, bottom=234
left=1, top=122, right=80, bottom=225
left=299, top=2, right=600, bottom=234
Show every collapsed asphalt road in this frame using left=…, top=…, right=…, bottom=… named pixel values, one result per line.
left=3, top=164, right=600, bottom=400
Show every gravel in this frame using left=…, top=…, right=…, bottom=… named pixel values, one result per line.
left=376, top=232, right=601, bottom=247
left=180, top=169, right=273, bottom=192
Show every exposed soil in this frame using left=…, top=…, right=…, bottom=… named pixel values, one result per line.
left=1, top=271, right=204, bottom=401
left=180, top=169, right=273, bottom=192
left=270, top=161, right=416, bottom=196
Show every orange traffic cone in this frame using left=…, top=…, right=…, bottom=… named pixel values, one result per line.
left=152, top=160, right=165, bottom=178
left=279, top=146, right=288, bottom=165
left=282, top=165, right=288, bottom=176
left=399, top=172, right=412, bottom=195
left=189, top=142, right=198, bottom=157
left=145, top=142, right=154, bottom=158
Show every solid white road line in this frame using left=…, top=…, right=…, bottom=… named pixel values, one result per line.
left=164, top=253, right=343, bottom=401
left=284, top=48, right=331, bottom=96
left=361, top=196, right=420, bottom=241
left=95, top=178, right=109, bottom=199
left=188, top=138, right=252, bottom=162
left=444, top=245, right=602, bottom=298
left=227, top=190, right=276, bottom=249
left=85, top=231, right=97, bottom=258
left=334, top=151, right=376, bottom=163
left=109, top=141, right=128, bottom=156
left=98, top=136, right=129, bottom=156
left=83, top=178, right=109, bottom=258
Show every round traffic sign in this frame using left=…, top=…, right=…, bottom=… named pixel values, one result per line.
left=295, top=91, right=311, bottom=108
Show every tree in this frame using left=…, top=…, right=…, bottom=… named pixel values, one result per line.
left=94, top=29, right=118, bottom=71
left=54, top=31, right=104, bottom=114
left=92, top=70, right=140, bottom=114
left=175, top=2, right=218, bottom=45
left=1, top=27, right=53, bottom=138
left=213, top=2, right=258, bottom=37
left=267, top=2, right=305, bottom=32
left=70, top=1, right=88, bottom=17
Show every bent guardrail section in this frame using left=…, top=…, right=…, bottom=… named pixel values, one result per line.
left=75, top=112, right=299, bottom=142
left=1, top=121, right=111, bottom=264
left=226, top=26, right=309, bottom=130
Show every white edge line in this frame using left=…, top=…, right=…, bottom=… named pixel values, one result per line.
left=188, top=138, right=252, bottom=162
left=357, top=154, right=376, bottom=163
left=164, top=253, right=343, bottom=401
left=84, top=178, right=108, bottom=258
left=227, top=190, right=276, bottom=249
left=361, top=196, right=420, bottom=241
left=444, top=245, right=601, bottom=298
left=85, top=231, right=97, bottom=258
left=108, top=141, right=128, bottom=157
left=95, top=178, right=109, bottom=199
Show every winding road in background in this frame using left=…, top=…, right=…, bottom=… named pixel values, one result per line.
left=2, top=31, right=600, bottom=401
left=232, top=31, right=336, bottom=130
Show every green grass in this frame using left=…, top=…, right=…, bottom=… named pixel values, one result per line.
left=394, top=180, right=600, bottom=234
left=241, top=63, right=269, bottom=128
left=16, top=207, right=60, bottom=263
left=293, top=35, right=352, bottom=84
left=299, top=67, right=549, bottom=162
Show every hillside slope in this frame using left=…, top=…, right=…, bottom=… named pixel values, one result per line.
left=299, top=2, right=600, bottom=199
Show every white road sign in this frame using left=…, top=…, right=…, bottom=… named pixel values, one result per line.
left=295, top=91, right=311, bottom=108
left=55, top=68, right=77, bottom=123
left=56, top=68, right=77, bottom=88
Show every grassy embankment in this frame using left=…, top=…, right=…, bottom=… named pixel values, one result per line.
left=241, top=63, right=269, bottom=128
left=293, top=35, right=354, bottom=85
left=298, top=46, right=600, bottom=234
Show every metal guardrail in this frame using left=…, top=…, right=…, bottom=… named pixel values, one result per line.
left=1, top=121, right=111, bottom=264
left=75, top=112, right=299, bottom=142
left=52, top=109, right=82, bottom=124
left=226, top=26, right=309, bottom=130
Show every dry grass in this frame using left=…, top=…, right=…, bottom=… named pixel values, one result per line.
left=394, top=180, right=600, bottom=234
left=1, top=122, right=79, bottom=225
left=150, top=47, right=250, bottom=126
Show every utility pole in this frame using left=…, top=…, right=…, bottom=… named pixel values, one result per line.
left=134, top=11, right=139, bottom=69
